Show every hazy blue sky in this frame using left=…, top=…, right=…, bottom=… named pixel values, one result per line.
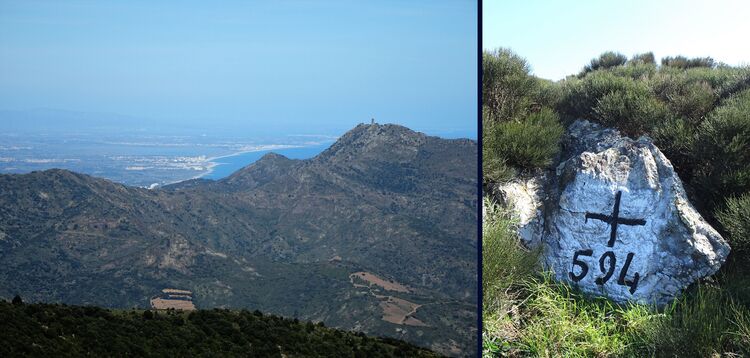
left=484, top=0, right=750, bottom=80
left=0, top=1, right=476, bottom=137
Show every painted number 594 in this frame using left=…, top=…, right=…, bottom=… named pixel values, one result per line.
left=568, top=249, right=640, bottom=294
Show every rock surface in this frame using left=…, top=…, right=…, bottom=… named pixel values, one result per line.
left=502, top=120, right=730, bottom=305
left=492, top=175, right=545, bottom=248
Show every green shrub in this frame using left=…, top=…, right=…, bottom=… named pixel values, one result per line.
left=681, top=66, right=741, bottom=89
left=483, top=48, right=538, bottom=121
left=580, top=51, right=628, bottom=76
left=534, top=78, right=564, bottom=109
left=485, top=108, right=564, bottom=169
left=716, top=193, right=750, bottom=252
left=482, top=147, right=516, bottom=183
left=561, top=71, right=669, bottom=135
left=610, top=62, right=658, bottom=81
left=593, top=84, right=670, bottom=134
left=651, top=73, right=717, bottom=122
left=482, top=49, right=566, bottom=180
left=629, top=52, right=655, bottom=65
left=662, top=55, right=716, bottom=69
left=482, top=106, right=516, bottom=183
left=652, top=117, right=698, bottom=180
left=714, top=66, right=750, bottom=102
left=561, top=71, right=638, bottom=118
left=692, top=90, right=750, bottom=208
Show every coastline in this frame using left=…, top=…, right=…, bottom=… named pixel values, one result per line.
left=158, top=144, right=301, bottom=187
left=157, top=142, right=331, bottom=188
left=198, top=144, right=302, bottom=178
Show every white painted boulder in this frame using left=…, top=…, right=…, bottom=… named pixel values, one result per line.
left=510, top=120, right=730, bottom=305
left=492, top=175, right=546, bottom=248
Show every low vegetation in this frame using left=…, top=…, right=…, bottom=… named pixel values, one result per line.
left=485, top=108, right=564, bottom=170
left=717, top=193, right=750, bottom=253
left=482, top=48, right=565, bottom=182
left=0, top=299, right=439, bottom=357
left=483, top=49, right=750, bottom=356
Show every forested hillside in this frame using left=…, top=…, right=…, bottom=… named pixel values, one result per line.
left=482, top=49, right=750, bottom=356
left=0, top=298, right=440, bottom=357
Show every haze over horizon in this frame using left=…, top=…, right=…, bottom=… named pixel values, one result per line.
left=484, top=0, right=750, bottom=81
left=0, top=1, right=477, bottom=138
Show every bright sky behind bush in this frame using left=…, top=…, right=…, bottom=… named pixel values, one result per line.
left=0, top=1, right=476, bottom=137
left=484, top=0, right=750, bottom=80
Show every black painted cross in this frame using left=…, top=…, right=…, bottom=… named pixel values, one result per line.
left=585, top=191, right=646, bottom=247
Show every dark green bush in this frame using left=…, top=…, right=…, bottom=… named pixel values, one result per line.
left=610, top=62, right=657, bottom=80
left=486, top=108, right=564, bottom=169
left=580, top=51, right=627, bottom=76
left=651, top=74, right=716, bottom=123
left=482, top=49, right=566, bottom=179
left=560, top=72, right=669, bottom=135
left=662, top=56, right=716, bottom=69
left=716, top=193, right=750, bottom=252
left=715, top=66, right=750, bottom=101
left=629, top=52, right=656, bottom=65
left=483, top=48, right=538, bottom=121
left=680, top=66, right=740, bottom=89
left=692, top=89, right=750, bottom=207
left=482, top=147, right=516, bottom=183
left=652, top=117, right=698, bottom=180
left=534, top=78, right=564, bottom=109
left=593, top=84, right=670, bottom=134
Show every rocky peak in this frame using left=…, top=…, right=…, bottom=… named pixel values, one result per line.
left=315, top=123, right=428, bottom=164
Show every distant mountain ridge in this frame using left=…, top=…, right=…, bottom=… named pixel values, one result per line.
left=0, top=123, right=477, bottom=356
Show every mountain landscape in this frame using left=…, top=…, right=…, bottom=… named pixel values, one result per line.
left=0, top=123, right=478, bottom=356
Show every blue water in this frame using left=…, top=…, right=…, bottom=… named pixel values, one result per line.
left=203, top=144, right=330, bottom=180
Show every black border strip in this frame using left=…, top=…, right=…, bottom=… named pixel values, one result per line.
left=476, top=0, right=483, bottom=356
